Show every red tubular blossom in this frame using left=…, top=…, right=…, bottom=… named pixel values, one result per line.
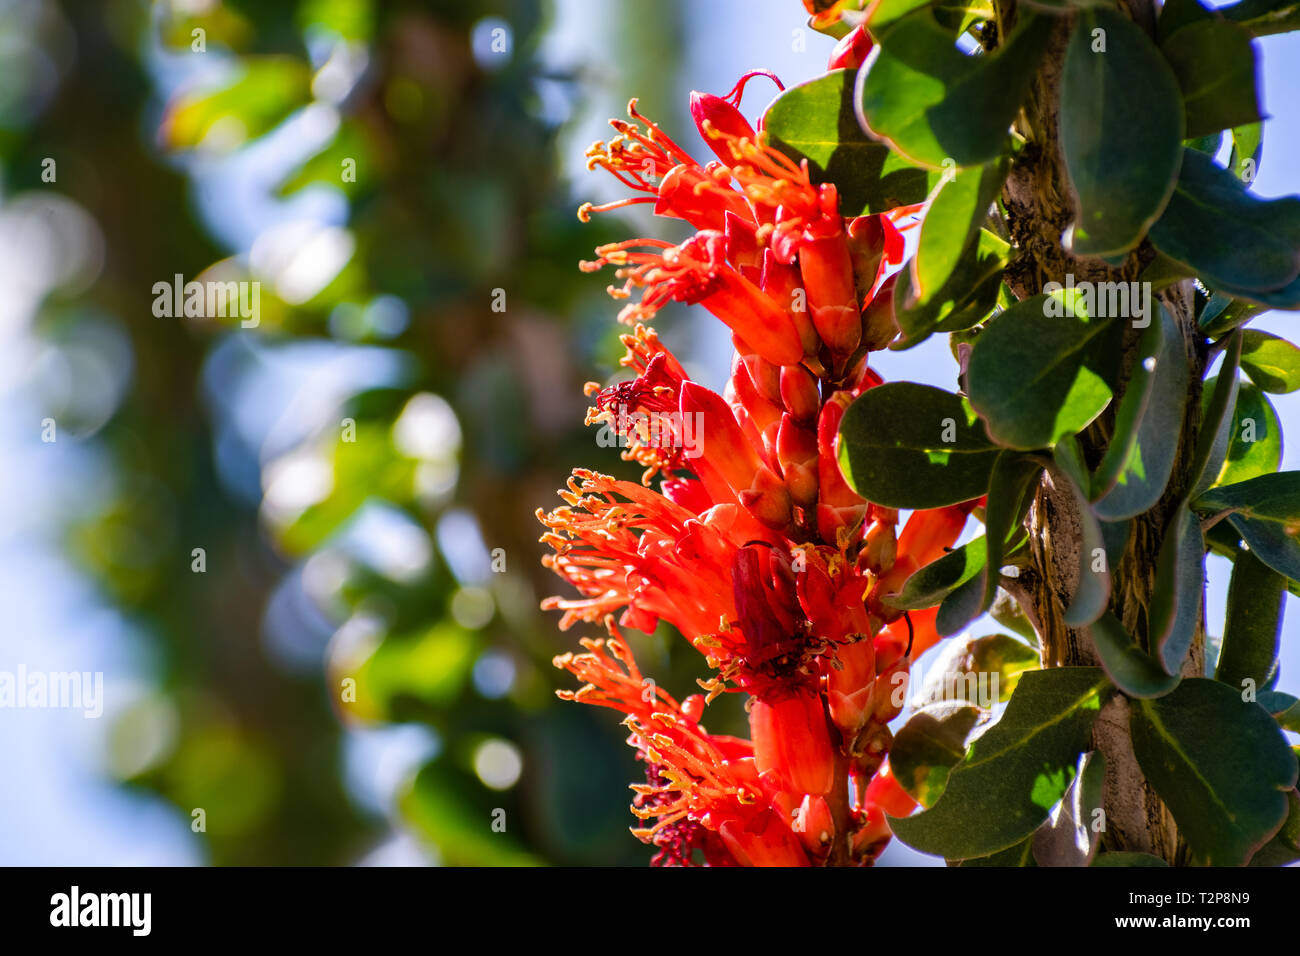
left=750, top=690, right=836, bottom=796
left=547, top=72, right=985, bottom=864
left=584, top=231, right=805, bottom=367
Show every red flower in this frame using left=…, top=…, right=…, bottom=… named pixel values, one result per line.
left=542, top=75, right=970, bottom=865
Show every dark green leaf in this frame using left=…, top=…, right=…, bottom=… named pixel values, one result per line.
left=1228, top=512, right=1300, bottom=580
left=1131, top=678, right=1298, bottom=865
left=888, top=667, right=1110, bottom=860
left=1089, top=611, right=1183, bottom=698
left=1160, top=19, right=1261, bottom=138
left=1093, top=305, right=1189, bottom=520
left=839, top=382, right=1001, bottom=508
left=1157, top=0, right=1217, bottom=44
left=1221, top=0, right=1300, bottom=38
left=966, top=292, right=1124, bottom=449
left=856, top=9, right=1052, bottom=169
left=1149, top=149, right=1300, bottom=294
left=1249, top=790, right=1300, bottom=866
left=957, top=836, right=1037, bottom=866
left=764, top=69, right=936, bottom=216
left=1258, top=692, right=1300, bottom=731
left=1060, top=8, right=1185, bottom=256
left=892, top=229, right=1009, bottom=347
left=1056, top=438, right=1111, bottom=627
left=1189, top=332, right=1242, bottom=499
left=1195, top=470, right=1300, bottom=521
left=1217, top=550, right=1284, bottom=690
left=887, top=537, right=987, bottom=610
left=1149, top=504, right=1206, bottom=675
left=914, top=158, right=1009, bottom=298
left=1198, top=290, right=1268, bottom=337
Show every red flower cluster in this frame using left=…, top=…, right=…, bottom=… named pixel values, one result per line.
left=540, top=60, right=970, bottom=865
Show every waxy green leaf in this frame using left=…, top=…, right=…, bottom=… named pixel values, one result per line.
left=1217, top=550, right=1284, bottom=690
left=1092, top=306, right=1189, bottom=520
left=764, top=69, right=936, bottom=216
left=1089, top=611, right=1183, bottom=698
left=893, top=229, right=1009, bottom=347
left=1149, top=149, right=1300, bottom=293
left=1240, top=330, right=1300, bottom=393
left=967, top=292, right=1124, bottom=450
left=1060, top=8, right=1185, bottom=256
left=889, top=668, right=1110, bottom=860
left=839, top=382, right=1001, bottom=508
left=1131, top=678, right=1298, bottom=865
left=856, top=9, right=1052, bottom=169
left=913, top=158, right=1009, bottom=298
left=1160, top=18, right=1262, bottom=138
left=1149, top=504, right=1206, bottom=675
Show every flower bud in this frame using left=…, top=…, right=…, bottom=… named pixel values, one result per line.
left=827, top=24, right=874, bottom=71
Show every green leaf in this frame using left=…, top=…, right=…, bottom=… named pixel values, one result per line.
left=1092, top=306, right=1189, bottom=520
left=1217, top=550, right=1284, bottom=690
left=839, top=382, right=1001, bottom=508
left=1249, top=789, right=1300, bottom=866
left=957, top=836, right=1037, bottom=866
left=1198, top=291, right=1268, bottom=337
left=913, top=158, right=1009, bottom=298
left=1149, top=504, right=1206, bottom=675
left=920, top=632, right=1041, bottom=705
left=936, top=569, right=989, bottom=637
left=1031, top=751, right=1106, bottom=866
left=1091, top=851, right=1171, bottom=866
left=888, top=668, right=1110, bottom=860
left=1229, top=120, right=1264, bottom=185
left=1059, top=8, right=1185, bottom=257
left=1160, top=19, right=1262, bottom=138
left=1089, top=611, right=1183, bottom=698
left=886, top=537, right=987, bottom=610
left=1131, top=678, right=1299, bottom=865
left=1195, top=470, right=1300, bottom=522
left=1259, top=691, right=1300, bottom=731
left=856, top=9, right=1052, bottom=169
left=1149, top=149, right=1300, bottom=294
left=967, top=292, right=1124, bottom=449
left=1157, top=0, right=1217, bottom=44
left=764, top=69, right=936, bottom=216
left=892, top=229, right=1009, bottom=347
left=1240, top=330, right=1300, bottom=393
left=1056, top=438, right=1111, bottom=627
left=1228, top=512, right=1300, bottom=580
left=1221, top=0, right=1300, bottom=38
left=889, top=701, right=985, bottom=808
left=977, top=452, right=1043, bottom=614
left=1189, top=332, right=1242, bottom=499
left=1212, top=380, right=1283, bottom=486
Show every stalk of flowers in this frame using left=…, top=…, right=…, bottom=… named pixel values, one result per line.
left=540, top=60, right=970, bottom=865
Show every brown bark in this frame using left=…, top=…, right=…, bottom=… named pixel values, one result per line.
left=994, top=0, right=1205, bottom=864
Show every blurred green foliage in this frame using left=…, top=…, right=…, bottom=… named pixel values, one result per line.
left=1, top=0, right=754, bottom=865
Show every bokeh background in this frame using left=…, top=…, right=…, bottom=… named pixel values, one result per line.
left=1, top=0, right=1297, bottom=866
